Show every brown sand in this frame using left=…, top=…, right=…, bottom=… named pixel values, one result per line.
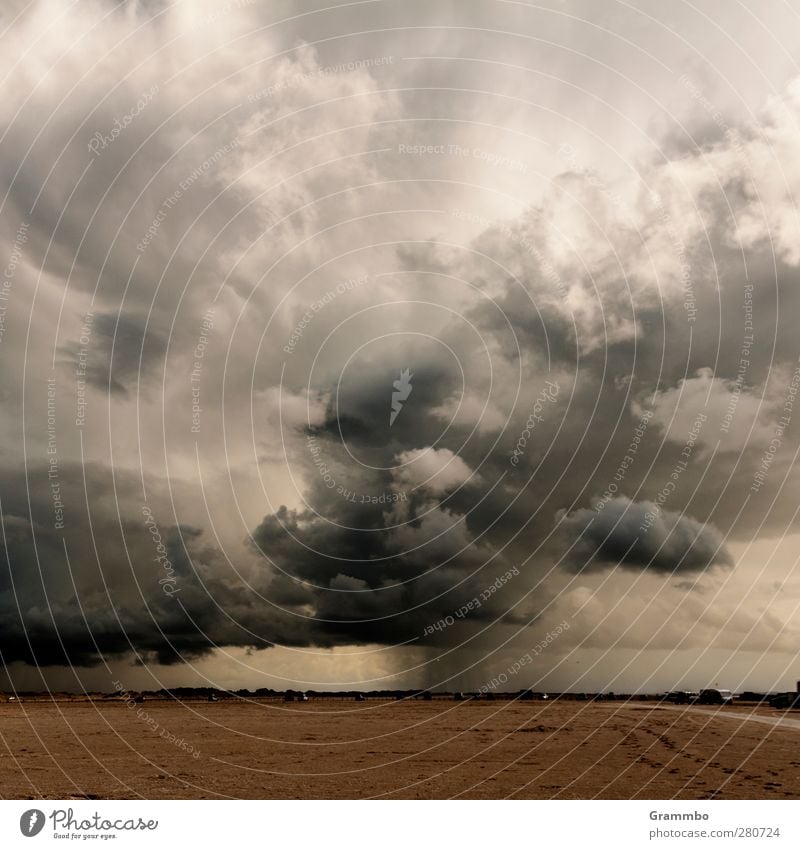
left=1, top=699, right=798, bottom=799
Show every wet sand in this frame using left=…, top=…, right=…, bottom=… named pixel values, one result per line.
left=1, top=699, right=798, bottom=799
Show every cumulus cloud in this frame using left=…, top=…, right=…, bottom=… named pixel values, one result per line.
left=557, top=497, right=733, bottom=574
left=638, top=365, right=797, bottom=455
left=393, top=447, right=477, bottom=496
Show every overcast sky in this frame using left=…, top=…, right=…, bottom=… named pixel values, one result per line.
left=2, top=0, right=800, bottom=695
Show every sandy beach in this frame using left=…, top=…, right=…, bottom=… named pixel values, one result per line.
left=1, top=699, right=798, bottom=800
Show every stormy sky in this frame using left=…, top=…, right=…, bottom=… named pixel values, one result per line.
left=2, top=0, right=800, bottom=695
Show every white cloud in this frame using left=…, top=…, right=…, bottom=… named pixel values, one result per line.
left=393, top=447, right=477, bottom=495
left=638, top=365, right=793, bottom=455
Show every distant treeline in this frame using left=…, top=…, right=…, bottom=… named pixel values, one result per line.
left=0, top=689, right=780, bottom=701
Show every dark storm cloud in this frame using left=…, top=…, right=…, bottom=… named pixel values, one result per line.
left=557, top=496, right=733, bottom=574
left=0, top=462, right=318, bottom=666
left=249, top=447, right=519, bottom=648
left=0, top=454, right=518, bottom=665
